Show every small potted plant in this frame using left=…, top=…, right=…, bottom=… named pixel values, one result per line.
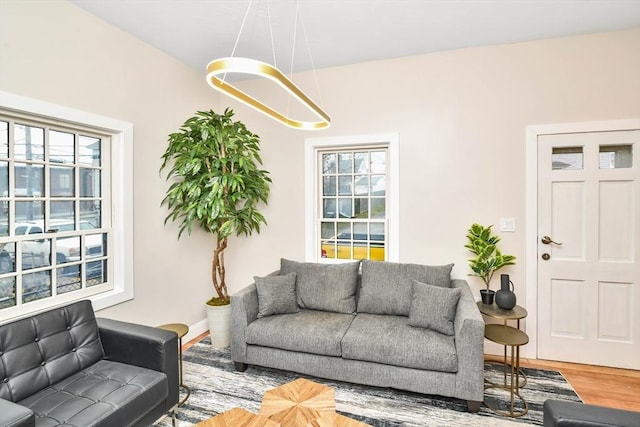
left=465, top=223, right=516, bottom=304
left=160, top=108, right=271, bottom=347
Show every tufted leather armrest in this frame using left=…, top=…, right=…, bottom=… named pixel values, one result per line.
left=543, top=399, right=640, bottom=427
left=0, top=398, right=35, bottom=427
left=97, top=318, right=179, bottom=411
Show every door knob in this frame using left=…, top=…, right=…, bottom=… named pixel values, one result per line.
left=541, top=236, right=562, bottom=245
left=541, top=253, right=550, bottom=260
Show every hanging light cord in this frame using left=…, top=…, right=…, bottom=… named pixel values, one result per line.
left=223, top=0, right=254, bottom=83
left=267, top=0, right=277, bottom=68
left=230, top=0, right=253, bottom=58
left=297, top=4, right=326, bottom=114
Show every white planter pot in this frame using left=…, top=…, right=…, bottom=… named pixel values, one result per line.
left=206, top=302, right=231, bottom=348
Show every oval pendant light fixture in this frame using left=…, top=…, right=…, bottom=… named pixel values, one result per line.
left=206, top=0, right=330, bottom=130
left=206, top=57, right=330, bottom=130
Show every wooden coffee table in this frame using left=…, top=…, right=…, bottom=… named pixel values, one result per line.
left=195, top=407, right=279, bottom=427
left=196, top=378, right=370, bottom=426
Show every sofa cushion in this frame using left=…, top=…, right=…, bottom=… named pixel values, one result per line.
left=358, top=260, right=454, bottom=316
left=341, top=313, right=458, bottom=372
left=255, top=273, right=299, bottom=318
left=409, top=280, right=461, bottom=335
left=0, top=300, right=104, bottom=403
left=280, top=258, right=360, bottom=314
left=246, top=310, right=355, bottom=357
left=18, top=359, right=167, bottom=427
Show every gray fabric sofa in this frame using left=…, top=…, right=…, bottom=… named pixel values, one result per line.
left=0, top=300, right=179, bottom=427
left=231, top=259, right=485, bottom=411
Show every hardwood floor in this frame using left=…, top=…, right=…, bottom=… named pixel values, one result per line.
left=486, top=354, right=640, bottom=412
left=183, top=333, right=640, bottom=412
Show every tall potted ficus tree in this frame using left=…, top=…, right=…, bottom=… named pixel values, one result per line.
left=160, top=108, right=271, bottom=348
left=465, top=223, right=516, bottom=305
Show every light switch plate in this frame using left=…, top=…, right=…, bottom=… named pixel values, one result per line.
left=500, top=218, right=516, bottom=232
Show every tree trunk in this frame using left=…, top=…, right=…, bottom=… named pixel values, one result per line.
left=211, top=236, right=229, bottom=303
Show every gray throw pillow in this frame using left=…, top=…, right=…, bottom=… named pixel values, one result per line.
left=358, top=260, right=454, bottom=316
left=255, top=272, right=299, bottom=318
left=280, top=258, right=360, bottom=314
left=408, top=279, right=461, bottom=335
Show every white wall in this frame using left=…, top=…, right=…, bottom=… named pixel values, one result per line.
left=0, top=0, right=222, bottom=334
left=2, top=1, right=639, bottom=347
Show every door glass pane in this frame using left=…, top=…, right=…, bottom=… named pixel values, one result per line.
left=599, top=145, right=632, bottom=169
left=552, top=147, right=583, bottom=170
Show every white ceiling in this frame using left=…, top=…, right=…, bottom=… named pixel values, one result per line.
left=71, top=0, right=640, bottom=76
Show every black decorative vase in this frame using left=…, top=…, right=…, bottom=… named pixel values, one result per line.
left=480, top=289, right=495, bottom=305
left=495, top=274, right=516, bottom=310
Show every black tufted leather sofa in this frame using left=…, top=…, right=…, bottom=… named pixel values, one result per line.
left=0, top=300, right=179, bottom=427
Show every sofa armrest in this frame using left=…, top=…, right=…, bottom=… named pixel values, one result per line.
left=0, top=399, right=35, bottom=427
left=231, top=282, right=259, bottom=363
left=231, top=269, right=281, bottom=364
left=96, top=318, right=179, bottom=411
left=543, top=399, right=640, bottom=427
left=451, top=279, right=485, bottom=402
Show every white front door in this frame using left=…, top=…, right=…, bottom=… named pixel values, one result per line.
left=537, top=130, right=640, bottom=369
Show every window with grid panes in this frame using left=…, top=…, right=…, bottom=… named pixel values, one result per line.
left=0, top=113, right=112, bottom=316
left=319, top=148, right=387, bottom=261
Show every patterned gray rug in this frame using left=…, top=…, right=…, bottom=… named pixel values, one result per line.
left=156, top=337, right=582, bottom=426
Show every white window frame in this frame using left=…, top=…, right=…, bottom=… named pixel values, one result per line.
left=305, top=133, right=399, bottom=262
left=0, top=91, right=133, bottom=322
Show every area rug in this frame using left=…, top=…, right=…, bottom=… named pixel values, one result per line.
left=156, top=337, right=582, bottom=426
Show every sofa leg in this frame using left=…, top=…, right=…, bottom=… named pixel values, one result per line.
left=467, top=400, right=481, bottom=412
left=234, top=361, right=248, bottom=372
